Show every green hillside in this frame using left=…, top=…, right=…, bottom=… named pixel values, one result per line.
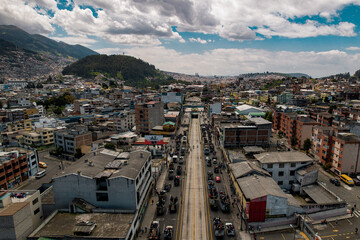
left=62, top=54, right=182, bottom=88
left=0, top=25, right=98, bottom=59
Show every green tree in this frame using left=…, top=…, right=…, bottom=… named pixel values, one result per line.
left=74, top=148, right=84, bottom=158
left=53, top=106, right=63, bottom=115
left=303, top=138, right=311, bottom=152
left=265, top=112, right=273, bottom=122
left=104, top=143, right=116, bottom=150
left=291, top=136, right=298, bottom=147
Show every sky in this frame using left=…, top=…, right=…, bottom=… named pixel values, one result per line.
left=1, top=0, right=360, bottom=77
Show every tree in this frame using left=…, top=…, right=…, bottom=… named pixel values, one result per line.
left=74, top=148, right=84, bottom=158
left=303, top=138, right=311, bottom=152
left=53, top=106, right=63, bottom=115
left=104, top=143, right=116, bottom=151
left=328, top=105, right=337, bottom=114
left=265, top=112, right=273, bottom=122
left=291, top=136, right=298, bottom=147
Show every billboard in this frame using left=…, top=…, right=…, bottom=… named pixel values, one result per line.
left=145, top=135, right=164, bottom=145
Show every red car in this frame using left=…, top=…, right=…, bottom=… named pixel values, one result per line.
left=215, top=176, right=221, bottom=183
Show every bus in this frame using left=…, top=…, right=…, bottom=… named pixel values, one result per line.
left=340, top=174, right=354, bottom=186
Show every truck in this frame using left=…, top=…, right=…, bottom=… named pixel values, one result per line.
left=172, top=155, right=178, bottom=163
left=148, top=221, right=161, bottom=240
left=156, top=191, right=166, bottom=216
left=169, top=195, right=178, bottom=214
left=213, top=217, right=225, bottom=239
left=176, top=165, right=182, bottom=175
left=168, top=169, right=174, bottom=180
left=174, top=176, right=180, bottom=186
left=164, top=226, right=173, bottom=240
left=219, top=192, right=230, bottom=213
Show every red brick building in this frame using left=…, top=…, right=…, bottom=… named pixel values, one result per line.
left=0, top=151, right=29, bottom=190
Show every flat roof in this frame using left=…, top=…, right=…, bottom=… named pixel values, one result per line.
left=243, top=146, right=265, bottom=154
left=54, top=150, right=150, bottom=180
left=0, top=202, right=28, bottom=216
left=32, top=212, right=134, bottom=239
left=255, top=151, right=313, bottom=164
left=302, top=185, right=340, bottom=204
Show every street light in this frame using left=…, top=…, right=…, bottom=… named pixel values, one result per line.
left=290, top=224, right=296, bottom=240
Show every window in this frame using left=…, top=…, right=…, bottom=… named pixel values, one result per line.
left=32, top=198, right=39, bottom=205
left=278, top=171, right=284, bottom=177
left=96, top=193, right=109, bottom=201
left=34, top=207, right=40, bottom=215
left=279, top=163, right=284, bottom=168
left=278, top=181, right=283, bottom=185
left=290, top=170, right=295, bottom=176
left=290, top=163, right=296, bottom=168
left=267, top=163, right=273, bottom=169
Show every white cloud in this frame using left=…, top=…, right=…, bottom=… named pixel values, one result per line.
left=50, top=36, right=97, bottom=46
left=189, top=37, right=207, bottom=44
left=96, top=48, right=124, bottom=55
left=124, top=46, right=360, bottom=77
left=0, top=0, right=54, bottom=34
left=346, top=46, right=360, bottom=51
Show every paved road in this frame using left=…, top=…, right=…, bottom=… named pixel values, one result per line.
left=180, top=118, right=208, bottom=240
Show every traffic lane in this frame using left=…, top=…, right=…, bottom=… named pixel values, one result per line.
left=318, top=171, right=360, bottom=206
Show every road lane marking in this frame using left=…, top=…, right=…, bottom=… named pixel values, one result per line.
left=300, top=232, right=310, bottom=240
left=281, top=233, right=286, bottom=240
left=346, top=218, right=353, bottom=225
left=328, top=222, right=334, bottom=228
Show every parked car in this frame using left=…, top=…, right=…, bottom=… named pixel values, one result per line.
left=215, top=176, right=221, bottom=183
left=353, top=178, right=360, bottom=186
left=330, top=178, right=341, bottom=186
left=38, top=161, right=47, bottom=168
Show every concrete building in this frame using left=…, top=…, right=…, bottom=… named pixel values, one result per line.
left=23, top=128, right=55, bottom=147
left=54, top=126, right=92, bottom=154
left=161, top=92, right=183, bottom=104
left=311, top=126, right=360, bottom=175
left=235, top=104, right=264, bottom=115
left=219, top=118, right=272, bottom=148
left=255, top=151, right=314, bottom=190
left=135, top=101, right=164, bottom=135
left=112, top=110, right=135, bottom=132
left=0, top=190, right=43, bottom=240
left=209, top=102, right=222, bottom=115
left=6, top=109, right=25, bottom=122
left=6, top=119, right=33, bottom=132
left=33, top=117, right=65, bottom=129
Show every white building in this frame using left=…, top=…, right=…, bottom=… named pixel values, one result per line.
left=113, top=111, right=135, bottom=132
left=33, top=117, right=65, bottom=129
left=17, top=97, right=31, bottom=107
left=236, top=104, right=264, bottom=115
left=255, top=151, right=313, bottom=190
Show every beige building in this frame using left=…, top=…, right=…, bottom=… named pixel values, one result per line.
left=0, top=190, right=43, bottom=240
left=23, top=128, right=55, bottom=146
left=7, top=119, right=33, bottom=132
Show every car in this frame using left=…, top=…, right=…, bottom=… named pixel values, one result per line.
left=330, top=178, right=341, bottom=186
left=38, top=161, right=47, bottom=168
left=215, top=176, right=221, bottom=183
left=35, top=170, right=46, bottom=179
left=353, top=178, right=360, bottom=186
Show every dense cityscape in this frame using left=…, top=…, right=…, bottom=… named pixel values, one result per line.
left=2, top=1, right=360, bottom=240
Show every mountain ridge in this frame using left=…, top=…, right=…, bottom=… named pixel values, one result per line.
left=0, top=25, right=98, bottom=59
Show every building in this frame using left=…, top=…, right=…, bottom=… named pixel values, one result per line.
left=311, top=126, right=360, bottom=175
left=235, top=104, right=265, bottom=116
left=272, top=111, right=320, bottom=149
left=161, top=92, right=183, bottom=104
left=54, top=126, right=92, bottom=154
left=6, top=119, right=33, bottom=132
left=23, top=128, right=55, bottom=146
left=0, top=190, right=43, bottom=240
left=135, top=101, right=164, bottom=135
left=33, top=117, right=65, bottom=129
left=112, top=110, right=135, bottom=132
left=277, top=92, right=293, bottom=104
left=219, top=118, right=272, bottom=148
left=6, top=109, right=25, bottom=122
left=0, top=150, right=32, bottom=189
left=255, top=151, right=314, bottom=190
left=209, top=102, right=222, bottom=115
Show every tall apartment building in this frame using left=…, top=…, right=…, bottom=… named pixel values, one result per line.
left=273, top=111, right=320, bottom=149
left=0, top=150, right=30, bottom=189
left=135, top=101, right=164, bottom=135
left=311, top=126, right=360, bottom=175
left=219, top=118, right=272, bottom=147
left=0, top=190, right=43, bottom=240
left=54, top=126, right=92, bottom=154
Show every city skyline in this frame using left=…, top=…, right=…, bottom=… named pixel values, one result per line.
left=1, top=0, right=360, bottom=77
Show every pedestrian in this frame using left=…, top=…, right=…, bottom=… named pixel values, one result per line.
left=145, top=226, right=147, bottom=233
left=356, top=227, right=358, bottom=234
left=335, top=219, right=338, bottom=225
left=151, top=199, right=154, bottom=205
left=258, top=225, right=261, bottom=232
left=355, top=204, right=357, bottom=209
left=236, top=213, right=240, bottom=219
left=141, top=227, right=144, bottom=234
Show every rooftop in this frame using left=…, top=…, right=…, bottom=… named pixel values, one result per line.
left=336, top=133, right=360, bottom=142
left=302, top=185, right=341, bottom=204
left=229, top=161, right=270, bottom=179
left=255, top=151, right=313, bottom=164
left=54, top=149, right=150, bottom=180
left=243, top=146, right=265, bottom=154
left=31, top=212, right=134, bottom=239
left=237, top=175, right=288, bottom=200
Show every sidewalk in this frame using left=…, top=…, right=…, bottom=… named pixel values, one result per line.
left=136, top=165, right=168, bottom=239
